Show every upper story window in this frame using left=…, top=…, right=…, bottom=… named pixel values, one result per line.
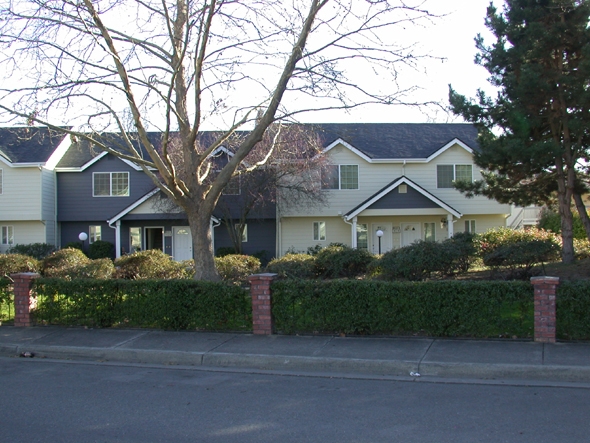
left=93, top=172, right=129, bottom=196
left=437, top=164, right=472, bottom=188
left=321, top=165, right=359, bottom=190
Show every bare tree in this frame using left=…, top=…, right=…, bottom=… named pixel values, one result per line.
left=0, top=0, right=434, bottom=280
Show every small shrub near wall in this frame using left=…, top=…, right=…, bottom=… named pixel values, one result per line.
left=313, top=244, right=374, bottom=278
left=214, top=254, right=261, bottom=285
left=557, top=281, right=590, bottom=340
left=271, top=279, right=533, bottom=337
left=88, top=240, right=115, bottom=259
left=113, top=249, right=191, bottom=279
left=0, top=253, right=40, bottom=276
left=33, top=278, right=251, bottom=330
left=265, top=253, right=316, bottom=279
left=7, top=243, right=56, bottom=260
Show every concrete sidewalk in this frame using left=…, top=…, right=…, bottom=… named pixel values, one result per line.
left=1, top=326, right=590, bottom=385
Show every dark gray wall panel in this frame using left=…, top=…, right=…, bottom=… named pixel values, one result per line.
left=368, top=185, right=440, bottom=210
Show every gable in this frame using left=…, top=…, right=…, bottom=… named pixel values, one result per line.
left=367, top=185, right=440, bottom=210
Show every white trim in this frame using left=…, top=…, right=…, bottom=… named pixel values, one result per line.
left=321, top=138, right=474, bottom=164
left=45, top=135, right=73, bottom=170
left=107, top=188, right=160, bottom=224
left=92, top=171, right=130, bottom=197
left=345, top=176, right=462, bottom=220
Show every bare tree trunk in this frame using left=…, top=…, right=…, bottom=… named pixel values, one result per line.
left=186, top=208, right=220, bottom=281
left=556, top=162, right=575, bottom=263
left=573, top=192, right=590, bottom=241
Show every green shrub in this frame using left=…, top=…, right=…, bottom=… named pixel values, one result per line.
left=266, top=253, right=316, bottom=279
left=313, top=244, right=374, bottom=278
left=374, top=238, right=473, bottom=281
left=64, top=242, right=84, bottom=251
left=215, top=254, right=261, bottom=285
left=75, top=258, right=115, bottom=279
left=34, top=278, right=251, bottom=330
left=0, top=253, right=40, bottom=277
left=7, top=243, right=56, bottom=260
left=538, top=209, right=587, bottom=240
left=271, top=279, right=533, bottom=337
left=557, top=281, right=590, bottom=340
left=574, top=238, right=590, bottom=259
left=483, top=240, right=561, bottom=280
left=42, top=248, right=91, bottom=278
left=113, top=249, right=191, bottom=279
left=476, top=227, right=560, bottom=258
left=88, top=240, right=114, bottom=259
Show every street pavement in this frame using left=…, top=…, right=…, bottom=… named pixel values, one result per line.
left=1, top=326, right=590, bottom=386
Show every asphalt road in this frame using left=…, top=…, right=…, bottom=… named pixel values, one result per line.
left=1, top=357, right=589, bottom=443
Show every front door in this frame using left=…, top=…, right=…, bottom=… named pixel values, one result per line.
left=401, top=222, right=421, bottom=247
left=173, top=227, right=192, bottom=261
left=371, top=223, right=392, bottom=254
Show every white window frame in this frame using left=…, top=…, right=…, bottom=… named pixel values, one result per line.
left=93, top=172, right=130, bottom=197
left=89, top=225, right=102, bottom=244
left=356, top=223, right=368, bottom=250
left=1, top=225, right=14, bottom=245
left=321, top=165, right=359, bottom=190
left=424, top=222, right=436, bottom=242
left=129, top=227, right=142, bottom=253
left=313, top=221, right=326, bottom=241
left=436, top=164, right=473, bottom=189
left=465, top=219, right=476, bottom=233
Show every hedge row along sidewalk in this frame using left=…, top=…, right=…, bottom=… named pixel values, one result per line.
left=9, top=273, right=590, bottom=341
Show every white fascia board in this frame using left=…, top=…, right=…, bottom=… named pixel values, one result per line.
left=45, top=135, right=73, bottom=170
left=210, top=146, right=233, bottom=157
left=78, top=151, right=108, bottom=171
left=426, top=138, right=474, bottom=162
left=345, top=176, right=462, bottom=220
left=322, top=139, right=373, bottom=162
left=119, top=157, right=157, bottom=171
left=108, top=188, right=160, bottom=224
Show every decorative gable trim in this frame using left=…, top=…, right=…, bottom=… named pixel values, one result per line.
left=344, top=176, right=462, bottom=220
left=323, top=139, right=373, bottom=162
left=107, top=188, right=160, bottom=224
left=425, top=138, right=474, bottom=162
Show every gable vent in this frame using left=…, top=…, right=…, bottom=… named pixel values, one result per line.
left=398, top=184, right=407, bottom=194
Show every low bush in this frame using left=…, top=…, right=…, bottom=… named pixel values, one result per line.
left=33, top=278, right=251, bottom=330
left=0, top=253, right=40, bottom=276
left=557, top=281, right=590, bottom=340
left=64, top=242, right=84, bottom=251
left=538, top=209, right=587, bottom=240
left=574, top=238, right=590, bottom=259
left=216, top=247, right=237, bottom=257
left=42, top=248, right=91, bottom=278
left=7, top=243, right=56, bottom=260
left=113, top=249, right=191, bottom=280
left=88, top=240, right=114, bottom=259
left=314, top=244, right=374, bottom=278
left=265, top=253, right=315, bottom=279
left=373, top=237, right=473, bottom=281
left=476, top=227, right=559, bottom=258
left=271, top=279, right=533, bottom=337
left=483, top=240, right=561, bottom=280
left=215, top=254, right=261, bottom=285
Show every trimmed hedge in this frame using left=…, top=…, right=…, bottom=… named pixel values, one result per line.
left=113, top=249, right=191, bottom=280
left=33, top=278, right=251, bottom=330
left=557, top=281, right=590, bottom=340
left=271, top=279, right=533, bottom=337
left=7, top=243, right=56, bottom=260
left=0, top=253, right=40, bottom=276
left=314, top=244, right=374, bottom=278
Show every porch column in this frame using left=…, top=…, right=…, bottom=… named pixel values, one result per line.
left=447, top=213, right=454, bottom=238
left=351, top=217, right=358, bottom=248
left=115, top=220, right=121, bottom=258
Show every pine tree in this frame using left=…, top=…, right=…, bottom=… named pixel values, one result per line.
left=449, top=0, right=590, bottom=263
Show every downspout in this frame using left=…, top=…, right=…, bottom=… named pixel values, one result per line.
left=210, top=217, right=221, bottom=253
left=108, top=220, right=121, bottom=258
left=342, top=215, right=357, bottom=248
left=447, top=213, right=454, bottom=239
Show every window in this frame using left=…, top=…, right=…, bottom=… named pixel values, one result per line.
left=222, top=174, right=241, bottom=195
left=89, top=225, right=101, bottom=243
left=313, top=221, right=326, bottom=241
left=424, top=223, right=436, bottom=242
left=356, top=223, right=368, bottom=250
left=93, top=172, right=129, bottom=196
left=437, top=164, right=472, bottom=188
left=0, top=168, right=3, bottom=194
left=465, top=220, right=476, bottom=233
left=1, top=226, right=13, bottom=245
left=321, top=165, right=358, bottom=190
left=130, top=227, right=142, bottom=252
left=237, top=224, right=248, bottom=242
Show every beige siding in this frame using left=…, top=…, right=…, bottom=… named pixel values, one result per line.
left=280, top=217, right=352, bottom=255
left=0, top=166, right=42, bottom=220
left=0, top=221, right=47, bottom=253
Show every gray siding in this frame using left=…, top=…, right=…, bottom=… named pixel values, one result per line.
left=57, top=155, right=156, bottom=221
left=214, top=219, right=276, bottom=260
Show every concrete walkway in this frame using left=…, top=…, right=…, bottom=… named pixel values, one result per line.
left=1, top=326, right=590, bottom=385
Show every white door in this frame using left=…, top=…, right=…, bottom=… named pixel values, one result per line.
left=371, top=223, right=392, bottom=254
left=173, top=227, right=192, bottom=261
left=401, top=223, right=421, bottom=247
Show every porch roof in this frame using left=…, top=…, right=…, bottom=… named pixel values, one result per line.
left=344, top=176, right=462, bottom=220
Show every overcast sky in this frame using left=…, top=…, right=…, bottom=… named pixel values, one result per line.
left=300, top=0, right=501, bottom=124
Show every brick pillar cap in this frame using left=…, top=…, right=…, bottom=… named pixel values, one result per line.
left=248, top=273, right=278, bottom=282
left=530, top=276, right=560, bottom=284
left=10, top=272, right=41, bottom=278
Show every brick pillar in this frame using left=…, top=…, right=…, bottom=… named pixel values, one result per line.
left=531, top=276, right=559, bottom=343
left=248, top=273, right=277, bottom=335
left=11, top=273, right=40, bottom=327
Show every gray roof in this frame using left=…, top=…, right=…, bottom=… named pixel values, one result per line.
left=0, top=127, right=68, bottom=164
left=312, top=123, right=478, bottom=159
left=56, top=123, right=478, bottom=168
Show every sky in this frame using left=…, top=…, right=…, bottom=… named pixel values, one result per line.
left=300, top=0, right=501, bottom=125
